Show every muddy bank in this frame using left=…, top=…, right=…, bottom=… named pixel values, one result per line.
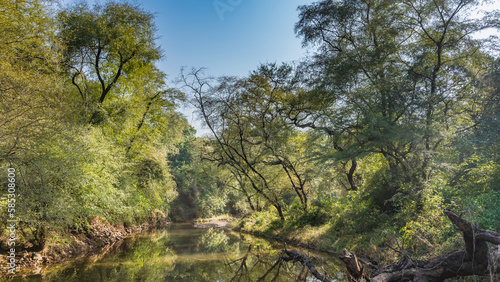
left=192, top=219, right=233, bottom=229
left=0, top=216, right=169, bottom=278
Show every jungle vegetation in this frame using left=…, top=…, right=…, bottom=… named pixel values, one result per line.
left=0, top=0, right=499, bottom=270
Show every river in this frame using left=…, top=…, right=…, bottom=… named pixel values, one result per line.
left=9, top=223, right=346, bottom=281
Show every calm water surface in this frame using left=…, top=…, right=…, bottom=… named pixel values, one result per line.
left=11, top=223, right=346, bottom=281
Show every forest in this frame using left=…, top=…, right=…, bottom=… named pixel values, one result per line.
left=0, top=0, right=499, bottom=281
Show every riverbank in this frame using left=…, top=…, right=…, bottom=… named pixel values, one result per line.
left=192, top=215, right=234, bottom=229
left=192, top=214, right=369, bottom=258
left=0, top=216, right=169, bottom=278
left=228, top=211, right=500, bottom=281
left=228, top=211, right=398, bottom=266
left=191, top=214, right=378, bottom=262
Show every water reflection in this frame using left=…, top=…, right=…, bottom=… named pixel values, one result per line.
left=12, top=224, right=346, bottom=281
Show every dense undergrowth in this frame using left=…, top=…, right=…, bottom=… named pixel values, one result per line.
left=235, top=185, right=500, bottom=265
left=0, top=0, right=188, bottom=252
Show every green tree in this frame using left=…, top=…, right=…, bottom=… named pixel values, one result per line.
left=0, top=0, right=188, bottom=249
left=183, top=66, right=314, bottom=219
left=0, top=0, right=66, bottom=163
left=56, top=1, right=188, bottom=221
left=169, top=130, right=240, bottom=220
left=293, top=0, right=495, bottom=210
left=0, top=0, right=69, bottom=248
left=58, top=1, right=161, bottom=112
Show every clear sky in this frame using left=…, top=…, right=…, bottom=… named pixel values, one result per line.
left=138, top=0, right=315, bottom=78
left=134, top=0, right=317, bottom=135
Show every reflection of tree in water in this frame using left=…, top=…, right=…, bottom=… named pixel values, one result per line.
left=221, top=233, right=342, bottom=281
left=127, top=231, right=177, bottom=281
left=41, top=230, right=177, bottom=282
left=197, top=227, right=230, bottom=253
left=32, top=227, right=345, bottom=281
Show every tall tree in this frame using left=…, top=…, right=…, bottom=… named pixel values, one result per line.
left=58, top=1, right=161, bottom=112
left=0, top=0, right=188, bottom=248
left=293, top=0, right=496, bottom=208
left=0, top=0, right=64, bottom=162
left=184, top=67, right=313, bottom=219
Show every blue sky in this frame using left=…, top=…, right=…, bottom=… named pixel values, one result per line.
left=138, top=0, right=315, bottom=78
left=132, top=0, right=317, bottom=135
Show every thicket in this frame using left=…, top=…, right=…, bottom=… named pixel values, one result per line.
left=0, top=0, right=188, bottom=250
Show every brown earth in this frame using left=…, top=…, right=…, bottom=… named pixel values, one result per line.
left=193, top=219, right=233, bottom=229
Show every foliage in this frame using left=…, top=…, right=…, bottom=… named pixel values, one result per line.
left=292, top=0, right=496, bottom=211
left=0, top=0, right=188, bottom=249
left=198, top=228, right=229, bottom=253
left=58, top=1, right=161, bottom=107
left=213, top=0, right=500, bottom=263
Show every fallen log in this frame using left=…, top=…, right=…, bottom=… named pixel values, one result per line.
left=340, top=209, right=500, bottom=282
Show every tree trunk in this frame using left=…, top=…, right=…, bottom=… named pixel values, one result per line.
left=340, top=210, right=500, bottom=282
left=339, top=249, right=370, bottom=282
left=275, top=204, right=285, bottom=221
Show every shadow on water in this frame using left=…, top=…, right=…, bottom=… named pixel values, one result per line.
left=9, top=223, right=347, bottom=281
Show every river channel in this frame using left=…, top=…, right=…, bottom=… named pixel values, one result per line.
left=10, top=223, right=346, bottom=281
